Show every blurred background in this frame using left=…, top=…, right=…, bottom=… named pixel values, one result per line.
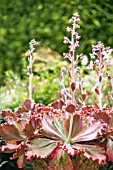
left=0, top=0, right=113, bottom=169
left=0, top=0, right=113, bottom=84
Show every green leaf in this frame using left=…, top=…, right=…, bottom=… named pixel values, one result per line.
left=64, top=114, right=84, bottom=139
left=26, top=138, right=57, bottom=159
left=48, top=149, right=74, bottom=170
left=72, top=143, right=106, bottom=165
left=71, top=121, right=104, bottom=143
left=42, top=114, right=62, bottom=139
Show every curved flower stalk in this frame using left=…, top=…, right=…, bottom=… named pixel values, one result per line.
left=89, top=41, right=112, bottom=109
left=0, top=13, right=113, bottom=170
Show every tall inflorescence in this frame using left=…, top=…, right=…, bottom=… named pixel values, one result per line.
left=89, top=41, right=112, bottom=108
left=27, top=39, right=36, bottom=100
left=62, top=13, right=82, bottom=143
left=63, top=13, right=81, bottom=102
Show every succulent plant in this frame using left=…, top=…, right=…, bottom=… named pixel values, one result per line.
left=0, top=13, right=113, bottom=170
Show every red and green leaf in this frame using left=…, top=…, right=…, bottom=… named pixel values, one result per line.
left=93, top=109, right=112, bottom=125
left=41, top=114, right=63, bottom=139
left=0, top=123, right=23, bottom=141
left=72, top=143, right=106, bottom=164
left=71, top=121, right=105, bottom=143
left=1, top=109, right=16, bottom=120
left=23, top=122, right=35, bottom=137
left=11, top=142, right=26, bottom=160
left=26, top=138, right=57, bottom=160
left=48, top=149, right=74, bottom=170
left=64, top=114, right=84, bottom=139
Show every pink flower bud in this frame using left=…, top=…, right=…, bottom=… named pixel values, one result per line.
left=27, top=66, right=32, bottom=74
left=70, top=82, right=76, bottom=91
left=68, top=71, right=71, bottom=78
left=66, top=26, right=72, bottom=32
left=63, top=37, right=70, bottom=44
left=32, top=87, right=35, bottom=94
left=95, top=88, right=100, bottom=95
left=82, top=93, right=87, bottom=101
left=99, top=76, right=102, bottom=82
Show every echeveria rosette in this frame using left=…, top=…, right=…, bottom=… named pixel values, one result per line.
left=0, top=99, right=43, bottom=168
left=26, top=101, right=108, bottom=169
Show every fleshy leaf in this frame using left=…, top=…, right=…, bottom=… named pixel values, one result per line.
left=26, top=138, right=57, bottom=159
left=0, top=123, right=23, bottom=141
left=65, top=104, right=76, bottom=114
left=50, top=99, right=65, bottom=110
left=41, top=114, right=62, bottom=139
left=23, top=122, right=35, bottom=137
left=94, top=109, right=112, bottom=125
left=73, top=143, right=106, bottom=165
left=53, top=118, right=67, bottom=140
left=17, top=154, right=26, bottom=168
left=64, top=114, right=84, bottom=138
left=1, top=143, right=18, bottom=153
left=1, top=109, right=16, bottom=120
left=15, top=99, right=35, bottom=114
left=11, top=142, right=26, bottom=160
left=106, top=138, right=113, bottom=161
left=23, top=99, right=35, bottom=111
left=48, top=149, right=74, bottom=170
left=71, top=121, right=105, bottom=143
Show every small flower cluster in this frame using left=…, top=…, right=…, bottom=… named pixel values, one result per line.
left=89, top=41, right=112, bottom=108
left=29, top=39, right=36, bottom=54
left=27, top=39, right=36, bottom=100
left=63, top=13, right=81, bottom=62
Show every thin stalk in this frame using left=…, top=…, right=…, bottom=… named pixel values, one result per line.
left=98, top=50, right=102, bottom=109
left=98, top=85, right=102, bottom=109
left=66, top=114, right=74, bottom=143
left=29, top=53, right=32, bottom=100
left=71, top=21, right=76, bottom=102
left=66, top=20, right=76, bottom=143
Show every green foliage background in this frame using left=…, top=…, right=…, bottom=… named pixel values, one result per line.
left=0, top=0, right=113, bottom=84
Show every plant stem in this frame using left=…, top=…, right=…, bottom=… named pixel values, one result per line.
left=98, top=86, right=102, bottom=109
left=71, top=21, right=76, bottom=102
left=29, top=53, right=32, bottom=100
left=66, top=114, right=74, bottom=143
left=66, top=20, right=76, bottom=143
left=98, top=50, right=102, bottom=109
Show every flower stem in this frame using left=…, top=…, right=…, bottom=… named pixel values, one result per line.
left=71, top=21, right=76, bottom=102
left=29, top=53, right=32, bottom=100
left=66, top=114, right=74, bottom=143
left=98, top=50, right=102, bottom=109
